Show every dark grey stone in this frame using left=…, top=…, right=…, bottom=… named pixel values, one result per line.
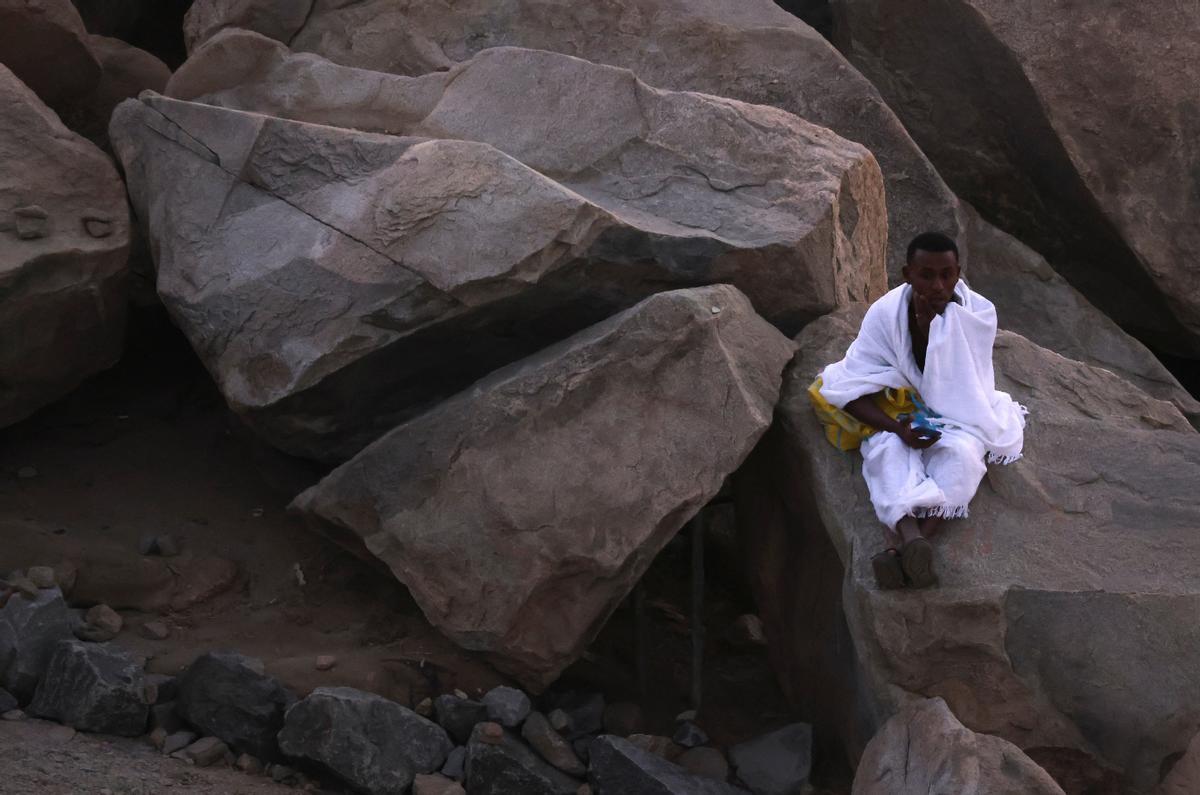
left=551, top=691, right=604, bottom=739
left=435, top=694, right=489, bottom=745
left=672, top=721, right=709, bottom=749
left=28, top=639, right=149, bottom=736
left=482, top=685, right=531, bottom=728
left=176, top=651, right=295, bottom=760
left=150, top=701, right=184, bottom=733
left=588, top=735, right=747, bottom=794
left=0, top=686, right=17, bottom=713
left=145, top=673, right=177, bottom=704
left=277, top=686, right=452, bottom=794
left=465, top=723, right=580, bottom=795
left=522, top=711, right=586, bottom=777
left=0, top=588, right=76, bottom=702
left=441, top=745, right=466, bottom=780
left=163, top=730, right=198, bottom=755
left=727, top=723, right=812, bottom=795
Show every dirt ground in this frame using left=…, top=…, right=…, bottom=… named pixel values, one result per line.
left=0, top=310, right=850, bottom=791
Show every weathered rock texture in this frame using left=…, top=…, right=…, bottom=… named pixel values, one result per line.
left=0, top=64, right=130, bottom=429
left=176, top=651, right=294, bottom=760
left=832, top=0, right=1200, bottom=355
left=68, top=34, right=171, bottom=149
left=171, top=5, right=1198, bottom=446
left=737, top=304, right=1200, bottom=790
left=28, top=639, right=149, bottom=736
left=112, top=52, right=881, bottom=459
left=0, top=0, right=100, bottom=115
left=852, top=698, right=1064, bottom=795
left=0, top=588, right=75, bottom=702
left=293, top=286, right=794, bottom=688
left=465, top=723, right=580, bottom=795
left=277, top=687, right=452, bottom=794
left=587, top=735, right=746, bottom=794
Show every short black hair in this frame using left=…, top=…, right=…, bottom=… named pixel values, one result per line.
left=906, top=232, right=959, bottom=264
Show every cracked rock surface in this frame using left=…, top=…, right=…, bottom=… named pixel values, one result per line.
left=293, top=285, right=795, bottom=688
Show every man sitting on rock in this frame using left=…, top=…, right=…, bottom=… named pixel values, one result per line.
left=812, top=232, right=1026, bottom=589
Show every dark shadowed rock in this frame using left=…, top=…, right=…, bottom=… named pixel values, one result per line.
left=738, top=304, right=1200, bottom=789
left=0, top=687, right=17, bottom=713
left=0, top=0, right=100, bottom=114
left=278, top=686, right=453, bottom=794
left=465, top=723, right=580, bottom=795
left=434, top=695, right=490, bottom=747
left=727, top=723, right=812, bottom=795
left=588, top=735, right=747, bottom=794
left=0, top=587, right=75, bottom=702
left=28, top=639, right=149, bottom=735
left=522, top=712, right=586, bottom=777
left=481, top=686, right=531, bottom=729
left=851, top=698, right=1064, bottom=795
left=292, top=286, right=794, bottom=688
left=176, top=651, right=294, bottom=760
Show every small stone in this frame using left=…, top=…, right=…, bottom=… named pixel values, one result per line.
left=16, top=466, right=37, bottom=479
left=11, top=578, right=39, bottom=599
left=479, top=721, right=505, bottom=745
left=416, top=696, right=434, bottom=717
left=627, top=734, right=685, bottom=762
left=236, top=753, right=264, bottom=775
left=441, top=745, right=466, bottom=780
left=83, top=217, right=113, bottom=238
left=521, top=711, right=586, bottom=776
left=725, top=614, right=767, bottom=647
left=314, top=654, right=336, bottom=671
left=150, top=702, right=184, bottom=733
left=2, top=709, right=25, bottom=720
left=86, top=604, right=123, bottom=634
left=140, top=621, right=170, bottom=640
left=603, top=701, right=644, bottom=737
left=435, top=694, right=489, bottom=745
left=710, top=306, right=722, bottom=314
left=169, top=749, right=192, bottom=763
left=679, top=746, right=730, bottom=781
left=269, top=763, right=295, bottom=782
left=163, top=730, right=197, bottom=755
left=413, top=772, right=466, bottom=795
left=149, top=726, right=168, bottom=749
left=27, top=567, right=56, bottom=589
left=185, top=737, right=230, bottom=767
left=548, top=708, right=572, bottom=734
left=138, top=534, right=159, bottom=555
left=675, top=710, right=698, bottom=723
left=156, top=535, right=181, bottom=557
left=481, top=685, right=531, bottom=728
left=453, top=689, right=469, bottom=700
left=673, top=720, right=709, bottom=748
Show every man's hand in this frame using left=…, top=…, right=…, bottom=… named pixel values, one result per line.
left=896, top=422, right=940, bottom=450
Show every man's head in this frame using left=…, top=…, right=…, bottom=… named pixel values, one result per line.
left=903, top=232, right=961, bottom=315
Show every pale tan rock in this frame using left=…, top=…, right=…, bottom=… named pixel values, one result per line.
left=114, top=49, right=882, bottom=459
left=739, top=303, right=1200, bottom=789
left=834, top=0, right=1200, bottom=355
left=85, top=604, right=123, bottom=635
left=314, top=655, right=336, bottom=671
left=0, top=64, right=129, bottom=429
left=26, top=567, right=56, bottom=589
left=412, top=773, right=466, bottom=795
left=852, top=698, right=1064, bottom=795
left=293, top=286, right=793, bottom=689
left=0, top=0, right=100, bottom=113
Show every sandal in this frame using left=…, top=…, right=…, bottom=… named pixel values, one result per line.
left=871, top=548, right=906, bottom=590
left=901, top=537, right=938, bottom=589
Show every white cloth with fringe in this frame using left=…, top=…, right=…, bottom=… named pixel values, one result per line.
left=819, top=280, right=1026, bottom=527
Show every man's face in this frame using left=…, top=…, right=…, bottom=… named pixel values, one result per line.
left=903, top=249, right=960, bottom=315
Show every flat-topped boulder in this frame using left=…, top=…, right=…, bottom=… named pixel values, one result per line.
left=737, top=304, right=1200, bottom=790
left=110, top=56, right=882, bottom=459
left=293, top=285, right=795, bottom=688
left=0, top=64, right=130, bottom=429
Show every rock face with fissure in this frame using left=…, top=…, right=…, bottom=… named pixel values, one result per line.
left=293, top=286, right=795, bottom=688
left=851, top=698, right=1064, bottom=795
left=111, top=53, right=881, bottom=459
left=170, top=4, right=1199, bottom=442
left=737, top=304, right=1200, bottom=790
left=0, top=64, right=130, bottom=429
left=832, top=0, right=1200, bottom=355
left=28, top=639, right=149, bottom=736
left=277, top=687, right=453, bottom=794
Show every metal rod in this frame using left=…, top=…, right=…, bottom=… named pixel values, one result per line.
left=690, top=511, right=705, bottom=711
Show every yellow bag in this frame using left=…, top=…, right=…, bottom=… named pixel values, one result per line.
left=807, top=375, right=917, bottom=451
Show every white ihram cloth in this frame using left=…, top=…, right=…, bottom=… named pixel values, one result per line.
left=819, top=281, right=1027, bottom=527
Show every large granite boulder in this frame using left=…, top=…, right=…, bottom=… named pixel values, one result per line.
left=110, top=59, right=881, bottom=460
left=0, top=0, right=100, bottom=115
left=0, top=64, right=130, bottom=429
left=736, top=303, right=1200, bottom=790
left=0, top=587, right=75, bottom=703
left=277, top=687, right=453, bottom=794
left=293, top=285, right=795, bottom=688
left=172, top=3, right=1198, bottom=443
left=832, top=0, right=1200, bottom=355
left=28, top=639, right=149, bottom=736
left=852, top=698, right=1064, bottom=795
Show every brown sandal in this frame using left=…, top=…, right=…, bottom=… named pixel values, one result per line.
left=871, top=548, right=906, bottom=590
left=901, top=537, right=938, bottom=589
